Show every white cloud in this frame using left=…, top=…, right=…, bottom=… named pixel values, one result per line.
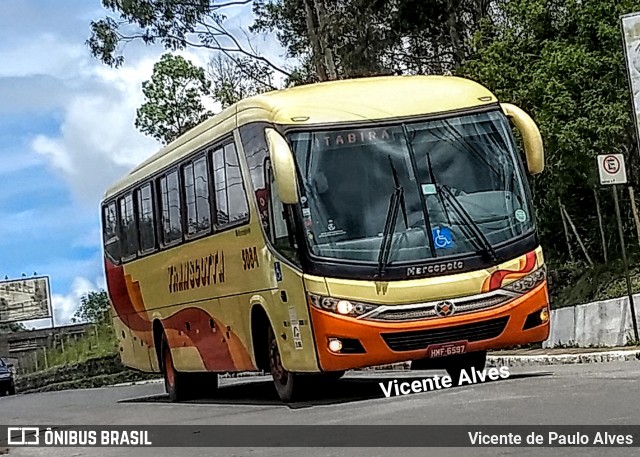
left=30, top=54, right=162, bottom=205
left=52, top=276, right=98, bottom=324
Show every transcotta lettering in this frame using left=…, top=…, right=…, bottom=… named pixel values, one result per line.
left=167, top=251, right=225, bottom=293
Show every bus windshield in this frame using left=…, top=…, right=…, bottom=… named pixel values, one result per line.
left=288, top=110, right=534, bottom=264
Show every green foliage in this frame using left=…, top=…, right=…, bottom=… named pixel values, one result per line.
left=20, top=324, right=118, bottom=374
left=135, top=53, right=212, bottom=144
left=594, top=267, right=640, bottom=301
left=48, top=325, right=117, bottom=369
left=252, top=0, right=400, bottom=80
left=549, top=261, right=640, bottom=308
left=252, top=0, right=493, bottom=79
left=87, top=0, right=217, bottom=68
left=22, top=322, right=118, bottom=373
left=462, top=0, right=640, bottom=261
left=72, top=290, right=110, bottom=324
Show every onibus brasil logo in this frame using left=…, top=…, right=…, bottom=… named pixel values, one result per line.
left=7, top=427, right=152, bottom=446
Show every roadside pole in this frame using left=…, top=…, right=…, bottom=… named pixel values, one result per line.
left=598, top=154, right=640, bottom=342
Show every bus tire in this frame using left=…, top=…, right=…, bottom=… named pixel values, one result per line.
left=268, top=325, right=305, bottom=402
left=162, top=334, right=188, bottom=402
left=7, top=382, right=16, bottom=396
left=445, top=350, right=487, bottom=386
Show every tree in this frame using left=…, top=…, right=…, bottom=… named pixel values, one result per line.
left=461, top=0, right=640, bottom=261
left=135, top=53, right=213, bottom=144
left=207, top=54, right=275, bottom=108
left=252, top=0, right=400, bottom=82
left=389, top=0, right=495, bottom=73
left=73, top=290, right=110, bottom=324
left=87, top=0, right=290, bottom=78
left=251, top=0, right=497, bottom=82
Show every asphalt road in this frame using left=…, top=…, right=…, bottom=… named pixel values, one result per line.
left=2, top=361, right=640, bottom=457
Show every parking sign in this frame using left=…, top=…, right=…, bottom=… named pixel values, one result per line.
left=597, top=154, right=627, bottom=185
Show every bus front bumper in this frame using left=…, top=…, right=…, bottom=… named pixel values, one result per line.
left=310, top=282, right=550, bottom=372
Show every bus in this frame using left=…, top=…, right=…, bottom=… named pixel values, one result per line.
left=101, top=75, right=549, bottom=402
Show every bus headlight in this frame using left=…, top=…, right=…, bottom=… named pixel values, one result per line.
left=308, top=293, right=378, bottom=318
left=503, top=266, right=546, bottom=294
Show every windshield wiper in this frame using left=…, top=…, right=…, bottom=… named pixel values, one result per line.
left=388, top=156, right=409, bottom=228
left=376, top=186, right=403, bottom=279
left=438, top=184, right=498, bottom=262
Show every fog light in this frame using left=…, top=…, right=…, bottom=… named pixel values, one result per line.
left=540, top=307, right=549, bottom=323
left=336, top=300, right=354, bottom=315
left=328, top=338, right=343, bottom=353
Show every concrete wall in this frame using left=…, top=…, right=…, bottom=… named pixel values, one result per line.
left=544, top=294, right=640, bottom=348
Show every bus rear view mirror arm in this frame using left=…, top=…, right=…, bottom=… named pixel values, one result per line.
left=266, top=128, right=300, bottom=204
left=501, top=103, right=544, bottom=174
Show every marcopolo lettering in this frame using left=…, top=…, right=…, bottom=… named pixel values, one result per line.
left=407, top=261, right=464, bottom=277
left=168, top=251, right=225, bottom=293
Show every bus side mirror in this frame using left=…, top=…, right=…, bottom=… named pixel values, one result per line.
left=265, top=128, right=300, bottom=204
left=501, top=103, right=544, bottom=174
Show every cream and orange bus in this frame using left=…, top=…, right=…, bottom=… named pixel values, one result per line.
left=101, top=75, right=549, bottom=402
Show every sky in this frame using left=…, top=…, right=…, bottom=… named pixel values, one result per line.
left=0, top=0, right=287, bottom=327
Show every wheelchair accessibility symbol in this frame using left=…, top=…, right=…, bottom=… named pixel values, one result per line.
left=432, top=227, right=454, bottom=249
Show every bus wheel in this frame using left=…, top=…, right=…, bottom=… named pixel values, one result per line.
left=445, top=351, right=487, bottom=386
left=8, top=383, right=16, bottom=396
left=268, top=326, right=304, bottom=402
left=162, top=335, right=188, bottom=402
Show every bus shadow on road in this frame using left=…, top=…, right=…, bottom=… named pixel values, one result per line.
left=119, top=371, right=552, bottom=409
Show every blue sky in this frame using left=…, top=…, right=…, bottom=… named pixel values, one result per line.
left=0, top=0, right=286, bottom=327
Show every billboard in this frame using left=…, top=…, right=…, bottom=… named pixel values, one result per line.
left=0, top=276, right=52, bottom=323
left=622, top=13, right=640, bottom=148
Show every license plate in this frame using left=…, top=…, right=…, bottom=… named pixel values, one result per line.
left=427, top=341, right=468, bottom=358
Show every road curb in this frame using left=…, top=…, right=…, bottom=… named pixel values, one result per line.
left=361, top=350, right=640, bottom=371
left=486, top=349, right=640, bottom=367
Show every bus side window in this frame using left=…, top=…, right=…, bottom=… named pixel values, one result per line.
left=182, top=156, right=211, bottom=236
left=158, top=171, right=183, bottom=244
left=103, top=201, right=120, bottom=262
left=118, top=193, right=138, bottom=259
left=212, top=142, right=249, bottom=228
left=135, top=183, right=156, bottom=252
